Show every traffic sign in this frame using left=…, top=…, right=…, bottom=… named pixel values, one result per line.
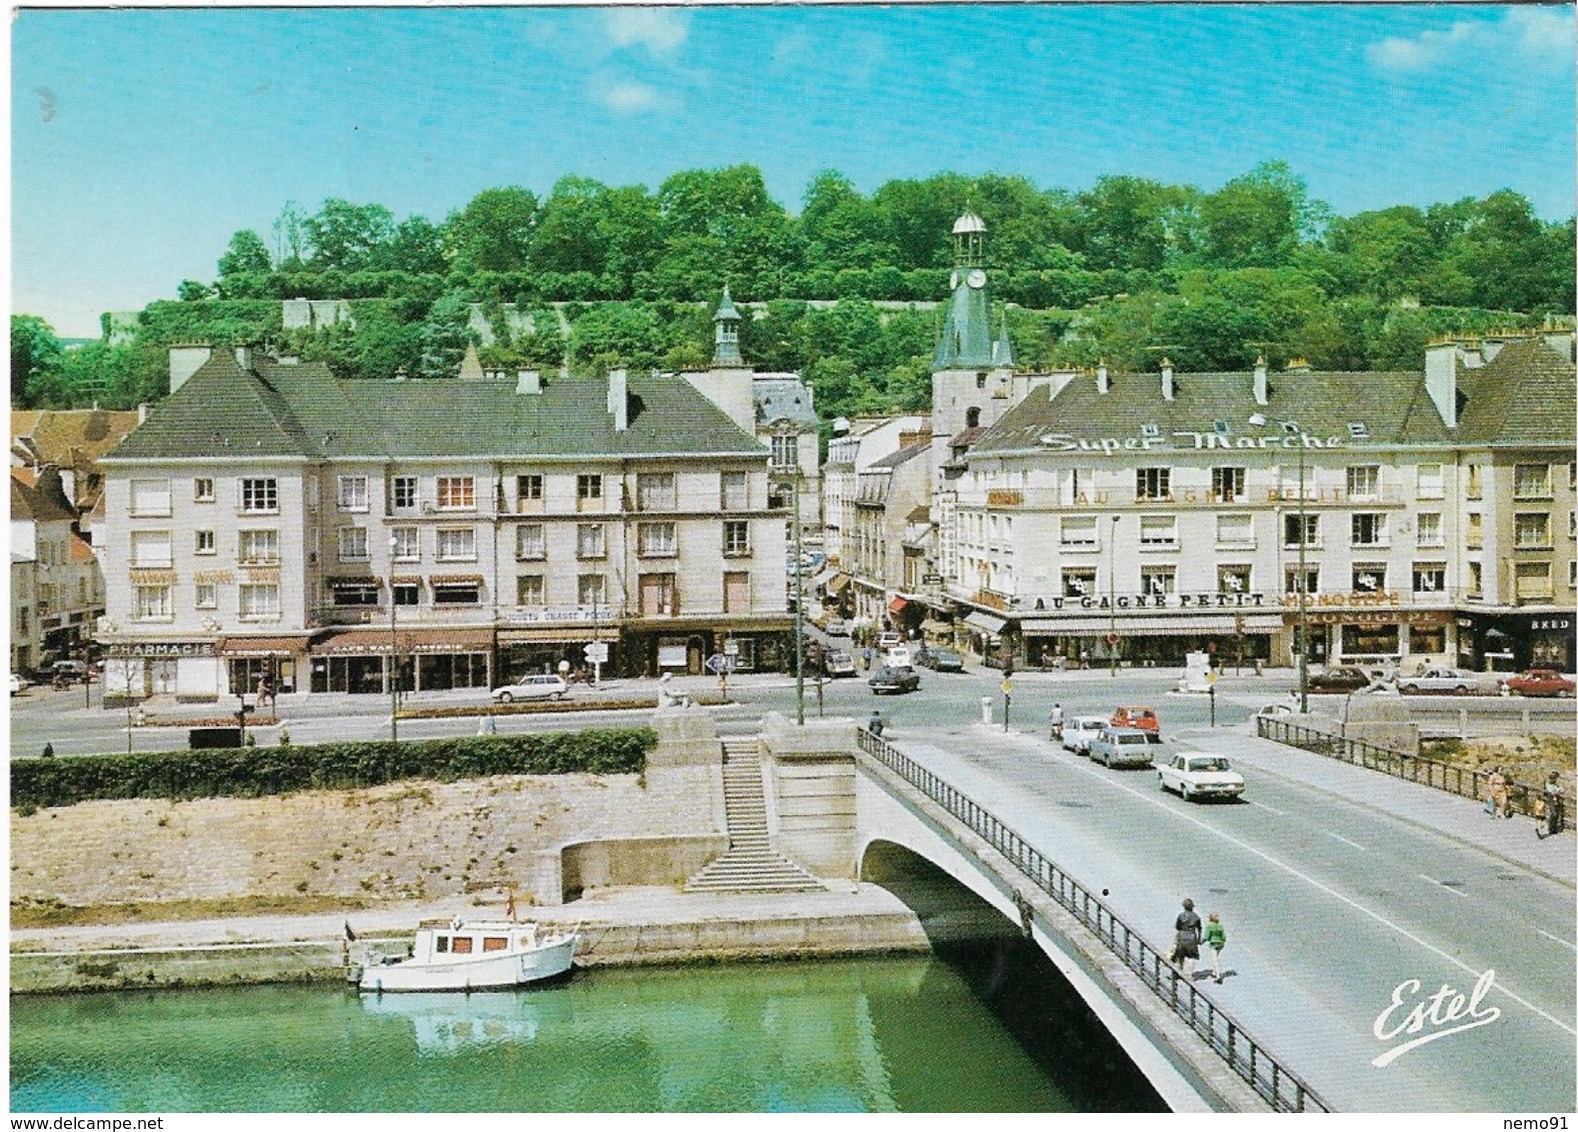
left=923, top=573, right=943, bottom=585
left=723, top=640, right=739, bottom=656
left=584, top=641, right=609, bottom=663
left=705, top=653, right=735, bottom=675
left=1207, top=670, right=1219, bottom=685
left=1000, top=679, right=1014, bottom=695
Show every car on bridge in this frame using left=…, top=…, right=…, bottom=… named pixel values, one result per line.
left=1499, top=669, right=1575, bottom=698
left=1306, top=665, right=1374, bottom=693
left=1158, top=753, right=1246, bottom=801
left=868, top=665, right=920, bottom=695
left=1393, top=667, right=1498, bottom=695
left=1062, top=715, right=1109, bottom=755
left=1087, top=726, right=1159, bottom=769
left=490, top=674, right=570, bottom=703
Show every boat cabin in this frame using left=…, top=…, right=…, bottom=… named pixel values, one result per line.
left=414, top=918, right=541, bottom=962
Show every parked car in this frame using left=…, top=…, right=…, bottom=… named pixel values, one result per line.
left=824, top=650, right=857, bottom=678
left=925, top=648, right=965, bottom=673
left=47, top=660, right=89, bottom=686
left=824, top=618, right=848, bottom=637
left=868, top=665, right=920, bottom=695
left=490, top=674, right=570, bottom=703
left=1109, top=705, right=1160, bottom=735
left=1088, top=727, right=1159, bottom=769
left=1395, top=667, right=1497, bottom=695
left=877, top=631, right=903, bottom=650
left=1307, top=665, right=1374, bottom=693
left=9, top=673, right=24, bottom=695
left=1499, top=669, right=1575, bottom=698
left=1158, top=753, right=1246, bottom=801
left=1062, top=716, right=1109, bottom=755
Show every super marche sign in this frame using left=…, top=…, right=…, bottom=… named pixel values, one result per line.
left=1039, top=430, right=1345, bottom=455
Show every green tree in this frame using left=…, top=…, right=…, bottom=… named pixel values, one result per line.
left=417, top=291, right=474, bottom=380
left=271, top=201, right=309, bottom=268
left=11, top=315, right=62, bottom=408
left=448, top=187, right=538, bottom=274
left=1072, top=176, right=1200, bottom=272
left=1199, top=161, right=1326, bottom=270
left=218, top=229, right=272, bottom=278
left=374, top=216, right=449, bottom=275
left=303, top=199, right=397, bottom=271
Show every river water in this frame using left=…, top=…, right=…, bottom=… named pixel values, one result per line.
left=11, top=942, right=1165, bottom=1113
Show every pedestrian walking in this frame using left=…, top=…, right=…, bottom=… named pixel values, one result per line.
left=1048, top=702, right=1065, bottom=741
left=1202, top=912, right=1227, bottom=983
left=256, top=676, right=276, bottom=718
left=867, top=709, right=884, bottom=738
left=862, top=646, right=873, bottom=671
left=1537, top=771, right=1565, bottom=840
left=1171, top=897, right=1202, bottom=977
left=1487, top=766, right=1509, bottom=819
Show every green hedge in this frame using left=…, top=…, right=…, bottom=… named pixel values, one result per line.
left=11, top=728, right=655, bottom=811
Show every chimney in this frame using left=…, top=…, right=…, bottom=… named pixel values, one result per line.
left=1160, top=358, right=1174, bottom=402
left=608, top=368, right=629, bottom=431
left=1253, top=356, right=1269, bottom=405
left=233, top=344, right=253, bottom=370
left=1424, top=339, right=1461, bottom=428
left=1097, top=361, right=1109, bottom=395
left=137, top=403, right=148, bottom=425
left=1459, top=337, right=1484, bottom=368
left=168, top=343, right=213, bottom=394
left=1543, top=329, right=1576, bottom=364
left=516, top=369, right=541, bottom=395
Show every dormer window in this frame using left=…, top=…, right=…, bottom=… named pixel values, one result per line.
left=1140, top=424, right=1160, bottom=438
left=1212, top=420, right=1230, bottom=436
left=1348, top=422, right=1370, bottom=439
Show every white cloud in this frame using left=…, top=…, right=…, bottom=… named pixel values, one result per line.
left=603, top=9, right=690, bottom=55
left=1367, top=8, right=1574, bottom=70
left=600, top=81, right=658, bottom=113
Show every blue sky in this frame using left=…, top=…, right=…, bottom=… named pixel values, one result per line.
left=11, top=4, right=1575, bottom=337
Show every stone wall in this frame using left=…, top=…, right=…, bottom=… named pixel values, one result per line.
left=759, top=712, right=859, bottom=879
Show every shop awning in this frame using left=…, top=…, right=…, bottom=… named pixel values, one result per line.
left=888, top=596, right=908, bottom=614
left=217, top=636, right=311, bottom=657
left=920, top=618, right=953, bottom=634
left=498, top=628, right=589, bottom=645
left=964, top=611, right=1008, bottom=636
left=825, top=574, right=851, bottom=595
left=1021, top=614, right=1285, bottom=637
left=811, top=567, right=839, bottom=588
left=430, top=574, right=484, bottom=585
left=311, top=627, right=495, bottom=655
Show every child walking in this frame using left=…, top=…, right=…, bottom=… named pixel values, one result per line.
left=1203, top=912, right=1227, bottom=984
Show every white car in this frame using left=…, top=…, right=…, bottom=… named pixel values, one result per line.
left=9, top=673, right=23, bottom=696
left=1394, top=667, right=1497, bottom=696
left=1087, top=727, right=1158, bottom=768
left=1158, top=753, right=1246, bottom=801
left=491, top=674, right=570, bottom=703
left=824, top=619, right=848, bottom=637
left=1062, top=716, right=1109, bottom=755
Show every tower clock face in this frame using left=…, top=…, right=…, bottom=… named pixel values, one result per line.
left=967, top=269, right=987, bottom=289
left=949, top=271, right=960, bottom=289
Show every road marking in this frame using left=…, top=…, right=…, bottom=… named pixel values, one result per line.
left=1323, top=830, right=1368, bottom=851
left=1034, top=744, right=1577, bottom=1037
left=1255, top=803, right=1287, bottom=816
left=1418, top=873, right=1469, bottom=898
left=1537, top=929, right=1577, bottom=951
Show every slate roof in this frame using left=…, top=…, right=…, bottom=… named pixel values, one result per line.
left=933, top=276, right=995, bottom=370
left=753, top=374, right=818, bottom=428
left=867, top=444, right=930, bottom=471
left=1456, top=338, right=1577, bottom=446
left=106, top=354, right=767, bottom=463
left=972, top=366, right=1456, bottom=456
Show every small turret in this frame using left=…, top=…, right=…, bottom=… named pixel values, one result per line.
left=712, top=285, right=744, bottom=367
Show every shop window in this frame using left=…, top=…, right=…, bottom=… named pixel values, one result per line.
left=516, top=575, right=545, bottom=606
left=1352, top=565, right=1386, bottom=593
left=240, top=478, right=278, bottom=514
left=1211, top=467, right=1245, bottom=503
left=636, top=473, right=676, bottom=511
left=1514, top=513, right=1550, bottom=549
left=731, top=638, right=757, bottom=671
left=1416, top=513, right=1443, bottom=548
left=239, top=529, right=280, bottom=565
left=391, top=476, right=419, bottom=511
left=390, top=527, right=419, bottom=562
left=338, top=475, right=368, bottom=511
left=515, top=524, right=545, bottom=561
left=638, top=522, right=677, bottom=557
left=339, top=528, right=369, bottom=562
left=194, top=478, right=215, bottom=503
left=1351, top=513, right=1387, bottom=547
left=1514, top=463, right=1551, bottom=499
left=1062, top=568, right=1096, bottom=598
left=720, top=471, right=748, bottom=511
left=433, top=582, right=480, bottom=605
left=1411, top=626, right=1446, bottom=654
left=1343, top=623, right=1399, bottom=656
left=1217, top=565, right=1252, bottom=595
left=131, top=479, right=172, bottom=516
left=1346, top=465, right=1381, bottom=501
left=436, top=476, right=475, bottom=510
left=1412, top=563, right=1446, bottom=594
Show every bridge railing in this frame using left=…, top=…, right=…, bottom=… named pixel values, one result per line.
left=856, top=727, right=1330, bottom=1114
left=1254, top=716, right=1565, bottom=831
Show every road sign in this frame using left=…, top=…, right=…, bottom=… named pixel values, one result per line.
left=723, top=640, right=739, bottom=656
left=1106, top=633, right=1121, bottom=646
left=1001, top=679, right=1014, bottom=695
left=705, top=653, right=734, bottom=675
left=584, top=641, right=609, bottom=663
left=923, top=573, right=943, bottom=584
left=1207, top=670, right=1219, bottom=685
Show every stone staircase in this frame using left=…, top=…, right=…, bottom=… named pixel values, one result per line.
left=684, top=738, right=824, bottom=894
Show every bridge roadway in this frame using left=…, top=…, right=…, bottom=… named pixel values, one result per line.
left=865, top=721, right=1576, bottom=1112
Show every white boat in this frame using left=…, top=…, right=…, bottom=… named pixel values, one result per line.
left=356, top=917, right=578, bottom=994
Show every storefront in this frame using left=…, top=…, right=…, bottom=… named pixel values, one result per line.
left=623, top=616, right=793, bottom=676
left=308, top=627, right=494, bottom=694
left=1020, top=611, right=1284, bottom=670
left=102, top=639, right=219, bottom=704
left=218, top=636, right=309, bottom=697
left=1456, top=610, right=1575, bottom=673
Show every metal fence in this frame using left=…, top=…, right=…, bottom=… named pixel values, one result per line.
left=855, top=728, right=1330, bottom=1114
left=1255, top=716, right=1566, bottom=833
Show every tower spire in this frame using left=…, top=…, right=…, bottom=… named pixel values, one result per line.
left=712, top=284, right=743, bottom=367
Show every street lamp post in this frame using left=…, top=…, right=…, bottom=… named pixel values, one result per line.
left=1282, top=421, right=1310, bottom=713
left=388, top=533, right=399, bottom=745
left=792, top=466, right=805, bottom=726
left=1109, top=515, right=1120, bottom=677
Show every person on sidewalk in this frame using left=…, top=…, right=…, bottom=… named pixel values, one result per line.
left=866, top=709, right=884, bottom=738
left=1171, top=897, right=1202, bottom=977
left=1202, top=912, right=1227, bottom=983
left=1488, top=766, right=1509, bottom=819
left=1049, top=702, right=1065, bottom=741
left=1537, top=771, right=1565, bottom=840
